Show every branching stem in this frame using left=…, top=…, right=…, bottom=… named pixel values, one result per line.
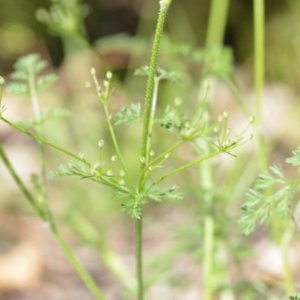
left=137, top=1, right=173, bottom=299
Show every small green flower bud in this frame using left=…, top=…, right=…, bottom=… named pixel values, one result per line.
left=111, top=155, right=117, bottom=162
left=106, top=170, right=113, bottom=176
left=98, top=139, right=104, bottom=148
left=91, top=67, right=96, bottom=75
left=119, top=170, right=125, bottom=177
left=140, top=157, right=146, bottom=164
left=223, top=111, right=229, bottom=119
left=150, top=150, right=155, bottom=157
left=106, top=71, right=112, bottom=80
left=174, top=97, right=182, bottom=107
left=213, top=126, right=219, bottom=133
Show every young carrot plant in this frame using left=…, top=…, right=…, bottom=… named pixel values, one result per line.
left=0, top=1, right=255, bottom=299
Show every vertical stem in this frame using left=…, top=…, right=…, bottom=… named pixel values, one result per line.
left=253, top=0, right=268, bottom=170
left=137, top=1, right=173, bottom=299
left=206, top=0, right=230, bottom=46
left=203, top=216, right=214, bottom=300
left=0, top=147, right=45, bottom=220
left=52, top=225, right=107, bottom=300
left=201, top=1, right=230, bottom=297
left=140, top=0, right=172, bottom=166
left=28, top=67, right=51, bottom=222
left=0, top=76, right=4, bottom=108
left=136, top=216, right=143, bottom=300
left=281, top=226, right=295, bottom=294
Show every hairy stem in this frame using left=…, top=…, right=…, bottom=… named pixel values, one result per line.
left=137, top=1, right=173, bottom=299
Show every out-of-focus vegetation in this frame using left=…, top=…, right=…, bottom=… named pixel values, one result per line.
left=1, top=0, right=300, bottom=300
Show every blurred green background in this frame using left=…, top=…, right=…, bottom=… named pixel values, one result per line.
left=0, top=0, right=299, bottom=84
left=1, top=1, right=300, bottom=299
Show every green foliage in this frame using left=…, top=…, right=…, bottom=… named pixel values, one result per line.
left=239, top=148, right=300, bottom=235
left=157, top=101, right=187, bottom=132
left=193, top=45, right=233, bottom=78
left=15, top=108, right=70, bottom=131
left=114, top=102, right=142, bottom=126
left=290, top=293, right=300, bottom=300
left=36, top=0, right=89, bottom=36
left=134, top=65, right=181, bottom=83
left=51, top=153, right=182, bottom=219
left=6, top=54, right=57, bottom=95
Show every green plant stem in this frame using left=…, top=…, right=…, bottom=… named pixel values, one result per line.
left=281, top=226, right=295, bottom=294
left=0, top=76, right=4, bottom=107
left=2, top=116, right=131, bottom=194
left=91, top=69, right=127, bottom=173
left=0, top=146, right=106, bottom=299
left=51, top=225, right=107, bottom=300
left=70, top=214, right=136, bottom=293
left=102, top=102, right=127, bottom=172
left=137, top=1, right=173, bottom=299
left=1, top=117, right=86, bottom=162
left=28, top=70, right=51, bottom=218
left=0, top=146, right=45, bottom=220
left=152, top=149, right=222, bottom=186
left=140, top=1, right=172, bottom=167
left=206, top=0, right=230, bottom=46
left=136, top=216, right=143, bottom=300
left=203, top=216, right=214, bottom=300
left=253, top=0, right=268, bottom=171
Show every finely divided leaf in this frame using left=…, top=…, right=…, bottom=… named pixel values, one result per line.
left=114, top=102, right=142, bottom=125
left=286, top=147, right=300, bottom=166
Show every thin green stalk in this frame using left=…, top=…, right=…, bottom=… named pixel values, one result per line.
left=0, top=76, right=4, bottom=107
left=70, top=215, right=136, bottom=293
left=102, top=102, right=127, bottom=172
left=140, top=0, right=173, bottom=167
left=136, top=216, right=143, bottom=300
left=91, top=69, right=127, bottom=173
left=152, top=149, right=222, bottom=186
left=0, top=147, right=45, bottom=220
left=137, top=1, right=173, bottom=299
left=281, top=226, right=295, bottom=294
left=203, top=216, right=214, bottom=300
left=0, top=146, right=106, bottom=300
left=206, top=0, right=230, bottom=46
left=1, top=117, right=84, bottom=161
left=253, top=0, right=268, bottom=171
left=52, top=226, right=107, bottom=300
left=27, top=70, right=50, bottom=221
left=2, top=116, right=131, bottom=194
